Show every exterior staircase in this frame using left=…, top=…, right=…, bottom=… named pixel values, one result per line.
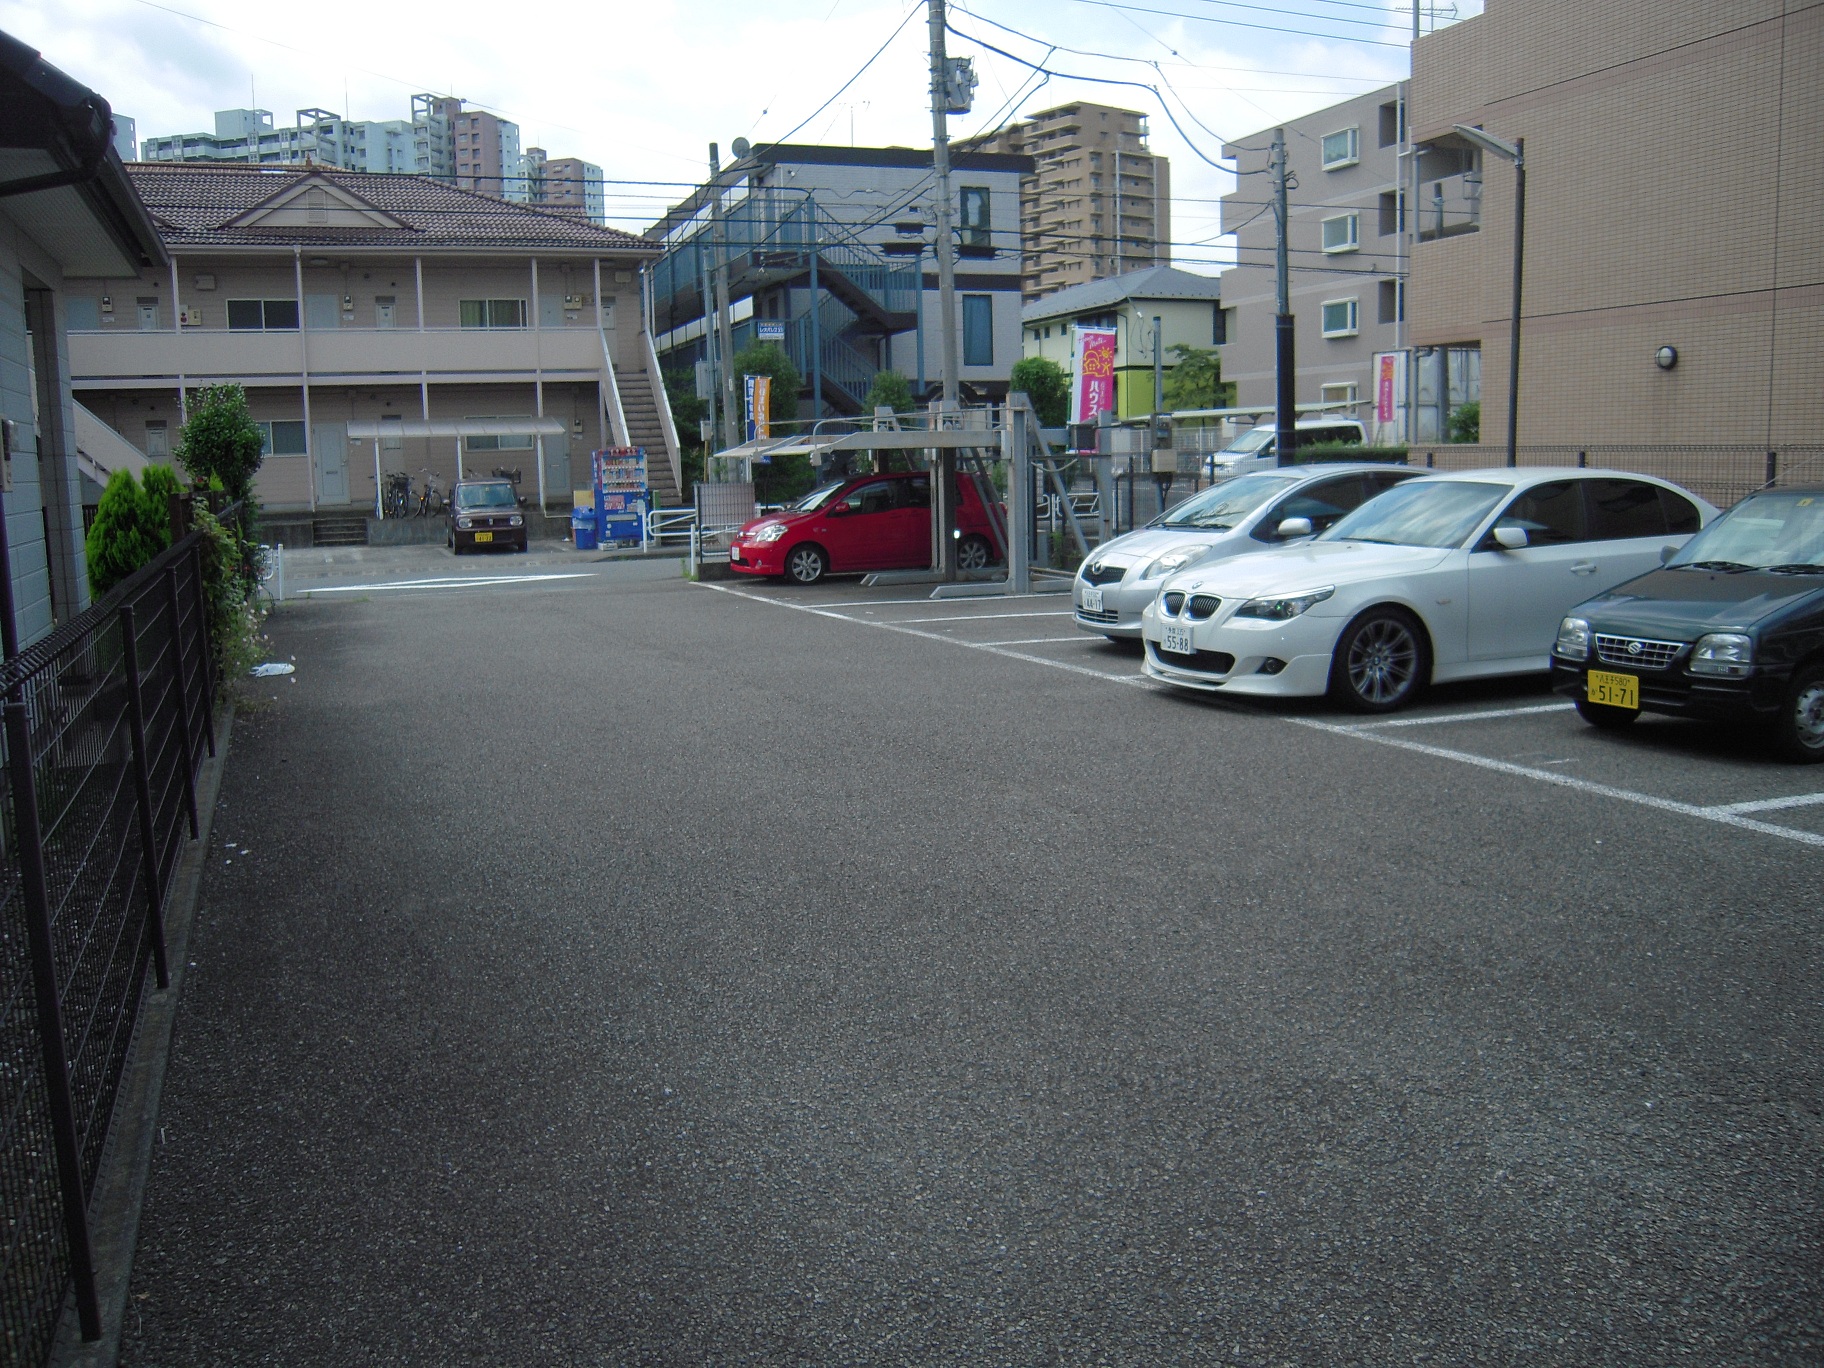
left=618, top=368, right=684, bottom=507
left=312, top=512, right=369, bottom=547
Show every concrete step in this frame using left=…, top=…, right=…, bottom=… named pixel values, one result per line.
left=313, top=513, right=370, bottom=547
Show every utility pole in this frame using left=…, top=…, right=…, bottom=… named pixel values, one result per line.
left=707, top=142, right=739, bottom=451
left=928, top=0, right=963, bottom=578
left=1271, top=128, right=1297, bottom=468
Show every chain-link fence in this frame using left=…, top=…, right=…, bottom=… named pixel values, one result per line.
left=1411, top=445, right=1824, bottom=510
left=0, top=527, right=217, bottom=1362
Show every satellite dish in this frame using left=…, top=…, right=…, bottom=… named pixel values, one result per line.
left=731, top=137, right=751, bottom=160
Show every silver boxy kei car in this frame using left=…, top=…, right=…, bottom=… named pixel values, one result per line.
left=1074, top=463, right=1419, bottom=640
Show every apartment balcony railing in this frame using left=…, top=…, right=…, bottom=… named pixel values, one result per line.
left=68, top=325, right=613, bottom=388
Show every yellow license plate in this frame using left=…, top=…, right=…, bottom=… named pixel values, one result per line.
left=474, top=531, right=493, bottom=542
left=1587, top=668, right=1638, bottom=709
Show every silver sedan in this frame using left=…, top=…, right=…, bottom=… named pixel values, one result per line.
left=1073, top=463, right=1420, bottom=639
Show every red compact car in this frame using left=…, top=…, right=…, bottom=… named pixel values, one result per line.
left=729, top=470, right=1003, bottom=585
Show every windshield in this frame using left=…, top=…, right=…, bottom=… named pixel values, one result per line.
left=789, top=482, right=848, bottom=512
left=1666, top=491, right=1824, bottom=571
left=1158, top=473, right=1296, bottom=529
left=1220, top=426, right=1275, bottom=456
left=1321, top=480, right=1508, bottom=549
left=455, top=482, right=517, bottom=509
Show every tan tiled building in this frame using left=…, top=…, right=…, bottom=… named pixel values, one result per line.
left=959, top=102, right=1171, bottom=304
left=1411, top=0, right=1822, bottom=447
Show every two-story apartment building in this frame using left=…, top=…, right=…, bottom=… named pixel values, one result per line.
left=65, top=163, right=677, bottom=519
left=1218, top=87, right=1421, bottom=437
left=647, top=143, right=1031, bottom=421
left=1020, top=266, right=1224, bottom=419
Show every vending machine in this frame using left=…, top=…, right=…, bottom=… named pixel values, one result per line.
left=593, top=447, right=649, bottom=546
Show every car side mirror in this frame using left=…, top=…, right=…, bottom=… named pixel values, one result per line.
left=1659, top=543, right=1678, bottom=565
left=1492, top=525, right=1529, bottom=550
left=1276, top=516, right=1314, bottom=539
left=829, top=503, right=853, bottom=517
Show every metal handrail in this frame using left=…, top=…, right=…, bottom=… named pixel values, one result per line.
left=599, top=329, right=630, bottom=448
left=640, top=323, right=685, bottom=498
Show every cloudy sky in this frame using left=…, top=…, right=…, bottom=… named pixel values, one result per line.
left=5, top=0, right=1478, bottom=259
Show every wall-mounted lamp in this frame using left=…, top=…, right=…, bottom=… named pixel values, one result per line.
left=1655, top=345, right=1678, bottom=370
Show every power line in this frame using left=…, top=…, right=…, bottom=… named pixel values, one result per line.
left=1057, top=0, right=1411, bottom=48
left=767, top=4, right=925, bottom=146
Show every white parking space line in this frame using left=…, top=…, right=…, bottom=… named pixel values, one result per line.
left=696, top=580, right=1824, bottom=852
left=889, top=610, right=1077, bottom=624
left=1294, top=718, right=1824, bottom=851
left=299, top=573, right=593, bottom=596
left=975, top=636, right=1100, bottom=646
left=787, top=594, right=1063, bottom=609
left=1349, top=703, right=1576, bottom=729
left=1704, top=791, right=1824, bottom=815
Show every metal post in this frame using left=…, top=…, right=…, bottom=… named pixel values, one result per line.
left=120, top=603, right=171, bottom=992
left=915, top=243, right=926, bottom=398
left=1505, top=139, right=1525, bottom=468
left=164, top=566, right=200, bottom=839
left=1005, top=396, right=1031, bottom=594
left=928, top=0, right=961, bottom=406
left=808, top=193, right=822, bottom=421
left=190, top=544, right=217, bottom=758
left=0, top=484, right=102, bottom=1340
left=707, top=143, right=740, bottom=450
left=1272, top=129, right=1297, bottom=468
left=1767, top=450, right=1778, bottom=489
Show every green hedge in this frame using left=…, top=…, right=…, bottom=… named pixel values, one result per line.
left=1290, top=443, right=1410, bottom=465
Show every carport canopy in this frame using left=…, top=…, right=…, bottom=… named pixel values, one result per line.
left=349, top=418, right=571, bottom=516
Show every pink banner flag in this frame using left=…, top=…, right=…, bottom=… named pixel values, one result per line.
left=1073, top=327, right=1119, bottom=423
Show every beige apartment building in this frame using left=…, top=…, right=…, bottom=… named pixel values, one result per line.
left=65, top=164, right=679, bottom=522
left=960, top=102, right=1171, bottom=304
left=1411, top=0, right=1822, bottom=448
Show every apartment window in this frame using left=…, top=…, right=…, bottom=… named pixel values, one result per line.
left=959, top=186, right=992, bottom=252
left=1321, top=213, right=1360, bottom=254
left=1320, top=127, right=1359, bottom=170
left=1321, top=383, right=1359, bottom=406
left=228, top=299, right=301, bottom=330
left=464, top=417, right=535, bottom=452
left=254, top=420, right=308, bottom=455
left=1378, top=279, right=1404, bottom=325
left=381, top=414, right=404, bottom=450
left=1378, top=100, right=1404, bottom=148
left=962, top=294, right=993, bottom=367
left=144, top=420, right=168, bottom=458
left=459, top=299, right=527, bottom=329
left=1321, top=298, right=1359, bottom=338
left=1378, top=191, right=1403, bottom=237
left=1211, top=306, right=1229, bottom=346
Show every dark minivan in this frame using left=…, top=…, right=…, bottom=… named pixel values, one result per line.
left=1550, top=487, right=1824, bottom=761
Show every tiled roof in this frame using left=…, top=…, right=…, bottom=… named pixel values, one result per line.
left=1022, top=266, right=1222, bottom=323
left=124, top=163, right=654, bottom=253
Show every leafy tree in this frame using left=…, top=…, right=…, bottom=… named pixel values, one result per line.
left=1447, top=400, right=1480, bottom=444
left=85, top=468, right=166, bottom=595
left=140, top=463, right=181, bottom=547
left=731, top=341, right=801, bottom=430
left=864, top=370, right=915, bottom=415
left=174, top=384, right=264, bottom=504
left=662, top=367, right=710, bottom=490
left=1161, top=344, right=1234, bottom=412
left=1009, top=356, right=1069, bottom=427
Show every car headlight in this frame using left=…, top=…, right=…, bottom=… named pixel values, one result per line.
left=508, top=514, right=524, bottom=527
left=1553, top=616, right=1591, bottom=661
left=1141, top=544, right=1208, bottom=580
left=457, top=516, right=473, bottom=529
left=753, top=524, right=788, bottom=544
left=1232, top=587, right=1335, bottom=621
left=1689, top=632, right=1754, bottom=678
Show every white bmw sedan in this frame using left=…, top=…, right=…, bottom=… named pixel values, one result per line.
left=1141, top=468, right=1718, bottom=711
left=1074, top=463, right=1419, bottom=640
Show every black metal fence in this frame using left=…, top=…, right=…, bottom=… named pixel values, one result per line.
left=0, top=529, right=216, bottom=1363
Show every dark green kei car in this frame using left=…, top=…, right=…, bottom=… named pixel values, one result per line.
left=1549, top=488, right=1824, bottom=762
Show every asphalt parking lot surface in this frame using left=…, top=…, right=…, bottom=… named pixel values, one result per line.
left=123, top=554, right=1822, bottom=1364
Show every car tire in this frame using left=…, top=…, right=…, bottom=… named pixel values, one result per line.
left=1771, top=662, right=1824, bottom=764
left=785, top=543, right=828, bottom=586
left=1328, top=607, right=1430, bottom=713
left=958, top=534, right=994, bottom=570
left=1574, top=697, right=1639, bottom=730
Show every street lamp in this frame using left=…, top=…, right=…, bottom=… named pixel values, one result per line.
left=1453, top=124, right=1524, bottom=468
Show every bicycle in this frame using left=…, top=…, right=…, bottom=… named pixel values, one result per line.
left=415, top=470, right=445, bottom=517
left=381, top=471, right=412, bottom=519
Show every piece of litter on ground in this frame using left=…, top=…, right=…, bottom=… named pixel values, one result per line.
left=250, top=662, right=295, bottom=677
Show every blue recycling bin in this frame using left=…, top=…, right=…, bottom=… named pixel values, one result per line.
left=570, top=506, right=598, bottom=551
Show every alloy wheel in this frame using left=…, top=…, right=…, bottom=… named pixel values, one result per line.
left=1347, top=618, right=1419, bottom=705
left=1793, top=679, right=1824, bottom=753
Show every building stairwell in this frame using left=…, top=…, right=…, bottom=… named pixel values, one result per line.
left=617, top=368, right=684, bottom=507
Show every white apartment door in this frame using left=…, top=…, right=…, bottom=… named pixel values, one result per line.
left=542, top=433, right=569, bottom=507
left=313, top=423, right=349, bottom=504
left=137, top=299, right=160, bottom=330
left=375, top=297, right=397, bottom=329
